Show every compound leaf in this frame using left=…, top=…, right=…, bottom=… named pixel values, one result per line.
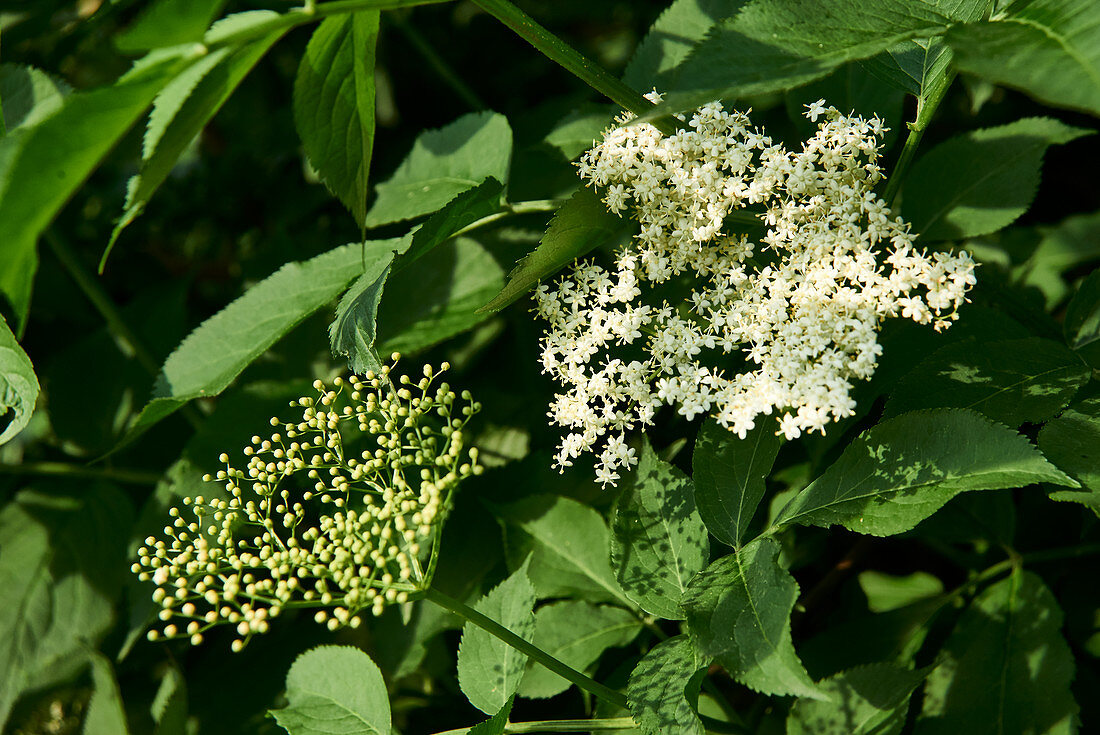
left=294, top=12, right=379, bottom=228
left=901, top=118, right=1091, bottom=240
left=627, top=635, right=706, bottom=735
left=883, top=338, right=1090, bottom=427
left=773, top=409, right=1077, bottom=537
left=365, top=111, right=511, bottom=227
left=681, top=538, right=822, bottom=699
left=692, top=418, right=782, bottom=548
left=611, top=440, right=709, bottom=620
left=917, top=570, right=1078, bottom=734
left=457, top=563, right=536, bottom=714
left=271, top=645, right=390, bottom=735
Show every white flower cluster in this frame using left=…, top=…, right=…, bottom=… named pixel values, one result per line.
left=133, top=357, right=482, bottom=650
left=538, top=97, right=976, bottom=486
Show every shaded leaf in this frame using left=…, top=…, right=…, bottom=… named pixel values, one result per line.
left=917, top=570, right=1078, bottom=734
left=365, top=111, right=511, bottom=227
left=271, top=645, right=390, bottom=735
left=858, top=572, right=944, bottom=614
left=0, top=314, right=38, bottom=446
left=946, top=0, right=1100, bottom=117
left=518, top=602, right=640, bottom=699
left=480, top=187, right=627, bottom=313
left=773, top=409, right=1076, bottom=537
left=883, top=338, right=1090, bottom=427
left=457, top=562, right=536, bottom=714
left=294, top=12, right=379, bottom=228
left=329, top=238, right=413, bottom=374
left=0, top=54, right=186, bottom=328
left=692, top=417, right=782, bottom=548
left=107, top=33, right=286, bottom=266
left=901, top=118, right=1091, bottom=240
left=1039, top=396, right=1100, bottom=517
left=399, top=178, right=504, bottom=268
left=121, top=239, right=407, bottom=449
left=681, top=538, right=822, bottom=699
left=1019, top=210, right=1100, bottom=308
left=379, top=236, right=504, bottom=358
left=468, top=698, right=513, bottom=735
left=627, top=635, right=706, bottom=735
left=622, top=0, right=740, bottom=90
left=116, top=0, right=227, bottom=51
left=542, top=104, right=614, bottom=161
left=787, top=663, right=926, bottom=735
left=494, top=495, right=631, bottom=606
left=84, top=653, right=131, bottom=735
left=648, top=0, right=972, bottom=117
left=0, top=64, right=69, bottom=132
left=1064, top=269, right=1100, bottom=368
left=0, top=487, right=133, bottom=729
left=611, top=439, right=709, bottom=619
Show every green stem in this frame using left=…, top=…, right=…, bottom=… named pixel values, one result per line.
left=882, top=71, right=955, bottom=206
left=470, top=0, right=671, bottom=132
left=423, top=586, right=630, bottom=709
left=390, top=14, right=485, bottom=110
left=0, top=461, right=161, bottom=485
left=452, top=199, right=561, bottom=238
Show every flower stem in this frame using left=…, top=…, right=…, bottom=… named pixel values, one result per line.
left=469, top=0, right=672, bottom=133
left=882, top=71, right=956, bottom=206
left=422, top=586, right=629, bottom=709
left=430, top=717, right=638, bottom=735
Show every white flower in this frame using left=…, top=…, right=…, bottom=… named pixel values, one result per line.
left=536, top=99, right=977, bottom=486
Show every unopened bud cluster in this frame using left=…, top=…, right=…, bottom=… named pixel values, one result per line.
left=538, top=96, right=977, bottom=486
left=133, top=357, right=482, bottom=650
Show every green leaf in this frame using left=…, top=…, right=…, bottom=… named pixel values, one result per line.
left=293, top=12, right=379, bottom=228
left=271, top=645, right=391, bottom=735
left=786, top=61, right=906, bottom=145
left=883, top=338, right=1091, bottom=427
left=542, top=104, right=613, bottom=161
left=150, top=666, right=188, bottom=735
left=0, top=53, right=186, bottom=328
left=773, top=409, right=1077, bottom=537
left=0, top=64, right=70, bottom=132
left=901, top=118, right=1092, bottom=240
left=84, top=653, right=131, bottom=735
left=649, top=0, right=971, bottom=117
left=121, top=238, right=407, bottom=448
left=1020, top=210, right=1100, bottom=308
left=858, top=572, right=944, bottom=614
left=860, top=36, right=956, bottom=130
left=611, top=439, right=709, bottom=620
left=364, top=111, right=512, bottom=227
left=622, top=0, right=740, bottom=89
left=787, top=663, right=926, bottom=735
left=457, top=563, right=537, bottom=715
left=518, top=601, right=641, bottom=699
left=329, top=238, right=413, bottom=374
left=399, top=178, right=504, bottom=268
left=378, top=235, right=504, bottom=358
left=1039, top=397, right=1100, bottom=517
left=116, top=0, right=227, bottom=51
left=468, top=698, right=514, bottom=735
left=106, top=33, right=286, bottom=267
left=681, top=538, right=823, bottom=699
left=917, top=570, right=1078, bottom=734
left=627, top=635, right=706, bottom=735
left=0, top=314, right=38, bottom=446
left=480, top=187, right=627, bottom=313
left=946, top=0, right=1100, bottom=117
left=494, top=495, right=632, bottom=606
left=692, top=417, right=782, bottom=548
left=0, top=486, right=133, bottom=729
left=1064, top=269, right=1100, bottom=368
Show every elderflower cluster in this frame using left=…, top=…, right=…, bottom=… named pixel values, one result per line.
left=538, top=97, right=976, bottom=486
left=132, top=357, right=482, bottom=650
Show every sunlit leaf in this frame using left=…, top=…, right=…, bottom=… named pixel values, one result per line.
left=271, top=645, right=391, bottom=735
left=0, top=314, right=37, bottom=446
left=627, top=635, right=706, bottom=735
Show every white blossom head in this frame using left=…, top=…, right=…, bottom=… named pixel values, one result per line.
left=539, top=99, right=977, bottom=486
left=132, top=356, right=482, bottom=650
